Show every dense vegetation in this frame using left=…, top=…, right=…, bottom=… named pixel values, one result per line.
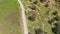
left=22, top=0, right=60, bottom=34
left=52, top=21, right=60, bottom=34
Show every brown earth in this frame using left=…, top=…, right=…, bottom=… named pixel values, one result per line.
left=0, top=11, right=20, bottom=34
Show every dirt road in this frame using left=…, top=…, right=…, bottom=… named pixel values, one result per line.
left=18, top=0, right=28, bottom=34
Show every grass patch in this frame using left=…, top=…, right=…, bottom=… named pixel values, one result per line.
left=0, top=0, right=23, bottom=34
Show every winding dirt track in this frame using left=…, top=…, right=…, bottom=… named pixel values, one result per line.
left=18, top=0, right=28, bottom=34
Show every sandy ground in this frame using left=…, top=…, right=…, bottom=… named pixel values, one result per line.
left=18, top=0, right=28, bottom=34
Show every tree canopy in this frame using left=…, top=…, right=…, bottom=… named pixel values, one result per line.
left=52, top=21, right=60, bottom=34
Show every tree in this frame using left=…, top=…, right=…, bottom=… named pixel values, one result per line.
left=52, top=11, right=58, bottom=15
left=28, top=16, right=35, bottom=21
left=45, top=4, right=49, bottom=7
left=28, top=14, right=37, bottom=21
left=55, top=0, right=60, bottom=2
left=52, top=21, right=60, bottom=34
left=33, top=0, right=38, bottom=4
left=55, top=0, right=60, bottom=9
left=29, top=0, right=32, bottom=2
left=35, top=29, right=47, bottom=34
left=40, top=0, right=46, bottom=2
left=48, top=19, right=55, bottom=24
left=28, top=32, right=32, bottom=34
left=29, top=5, right=39, bottom=10
left=54, top=16, right=60, bottom=21
left=35, top=29, right=43, bottom=34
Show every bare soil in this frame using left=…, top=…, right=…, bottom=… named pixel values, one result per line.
left=0, top=11, right=20, bottom=34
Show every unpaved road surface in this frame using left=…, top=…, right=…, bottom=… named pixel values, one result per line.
left=18, top=0, right=28, bottom=34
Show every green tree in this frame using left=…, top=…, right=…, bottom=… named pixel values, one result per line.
left=52, top=21, right=60, bottom=34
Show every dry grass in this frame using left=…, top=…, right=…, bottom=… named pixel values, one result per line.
left=0, top=11, right=21, bottom=34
